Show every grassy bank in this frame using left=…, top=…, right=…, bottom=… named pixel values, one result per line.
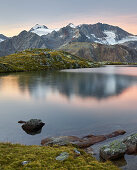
left=0, top=143, right=118, bottom=169
left=0, top=49, right=100, bottom=73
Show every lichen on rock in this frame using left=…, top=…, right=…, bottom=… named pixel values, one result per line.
left=100, top=140, right=127, bottom=160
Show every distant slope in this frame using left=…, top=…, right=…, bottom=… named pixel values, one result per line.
left=60, top=42, right=137, bottom=63
left=0, top=49, right=99, bottom=73
left=0, top=31, right=47, bottom=57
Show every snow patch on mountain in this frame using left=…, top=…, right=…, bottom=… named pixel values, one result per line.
left=86, top=35, right=90, bottom=39
left=0, top=39, right=4, bottom=42
left=91, top=34, right=96, bottom=38
left=68, top=23, right=76, bottom=28
left=118, top=36, right=137, bottom=44
left=30, top=24, right=59, bottom=36
left=94, top=31, right=117, bottom=45
left=93, top=30, right=137, bottom=45
left=103, top=31, right=116, bottom=44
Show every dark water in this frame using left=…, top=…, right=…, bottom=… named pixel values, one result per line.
left=1, top=65, right=137, bottom=169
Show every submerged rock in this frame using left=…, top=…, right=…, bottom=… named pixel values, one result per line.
left=56, top=152, right=69, bottom=161
left=100, top=140, right=127, bottom=160
left=18, top=119, right=45, bottom=135
left=41, top=130, right=126, bottom=148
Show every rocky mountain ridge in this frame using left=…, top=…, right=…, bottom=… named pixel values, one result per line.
left=0, top=23, right=137, bottom=62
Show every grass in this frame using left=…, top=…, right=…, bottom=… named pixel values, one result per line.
left=0, top=143, right=119, bottom=170
left=0, top=49, right=100, bottom=73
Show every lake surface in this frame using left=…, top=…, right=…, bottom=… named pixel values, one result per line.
left=1, top=65, right=137, bottom=169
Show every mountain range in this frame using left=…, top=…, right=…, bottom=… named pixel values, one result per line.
left=0, top=23, right=137, bottom=62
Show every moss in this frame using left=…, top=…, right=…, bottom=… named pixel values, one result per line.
left=0, top=143, right=118, bottom=170
left=0, top=49, right=101, bottom=73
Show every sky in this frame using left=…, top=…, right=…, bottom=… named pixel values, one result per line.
left=0, top=0, right=137, bottom=36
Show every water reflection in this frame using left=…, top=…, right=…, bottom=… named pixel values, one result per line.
left=22, top=127, right=43, bottom=136
left=0, top=70, right=137, bottom=100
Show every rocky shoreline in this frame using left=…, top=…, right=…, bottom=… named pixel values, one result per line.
left=18, top=120, right=127, bottom=156
left=17, top=118, right=137, bottom=169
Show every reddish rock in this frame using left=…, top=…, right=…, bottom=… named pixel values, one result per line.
left=41, top=130, right=126, bottom=148
left=105, top=130, right=126, bottom=138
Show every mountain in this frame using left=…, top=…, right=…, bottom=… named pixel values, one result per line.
left=0, top=31, right=47, bottom=57
left=40, top=22, right=137, bottom=49
left=60, top=42, right=137, bottom=63
left=77, top=23, right=137, bottom=45
left=0, top=49, right=98, bottom=73
left=41, top=23, right=86, bottom=49
left=0, top=22, right=137, bottom=58
left=0, top=34, right=8, bottom=42
left=30, top=24, right=59, bottom=36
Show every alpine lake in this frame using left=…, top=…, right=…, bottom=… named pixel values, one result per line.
left=1, top=65, right=137, bottom=169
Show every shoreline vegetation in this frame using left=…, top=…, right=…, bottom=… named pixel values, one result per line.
left=0, top=48, right=136, bottom=74
left=0, top=49, right=100, bottom=73
left=0, top=143, right=118, bottom=169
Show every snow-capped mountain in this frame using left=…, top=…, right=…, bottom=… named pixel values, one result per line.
left=0, top=22, right=137, bottom=58
left=38, top=22, right=137, bottom=49
left=76, top=23, right=137, bottom=45
left=30, top=24, right=59, bottom=36
left=28, top=23, right=137, bottom=47
left=0, top=34, right=8, bottom=42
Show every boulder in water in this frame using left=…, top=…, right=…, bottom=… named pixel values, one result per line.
left=18, top=119, right=45, bottom=135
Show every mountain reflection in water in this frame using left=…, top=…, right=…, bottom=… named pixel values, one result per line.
left=0, top=69, right=137, bottom=100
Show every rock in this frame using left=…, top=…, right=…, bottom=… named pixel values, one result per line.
left=41, top=136, right=82, bottom=146
left=105, top=130, right=126, bottom=138
left=41, top=130, right=126, bottom=148
left=21, top=161, right=29, bottom=165
left=74, top=148, right=81, bottom=155
left=82, top=135, right=106, bottom=147
left=100, top=140, right=127, bottom=160
left=84, top=147, right=95, bottom=155
left=123, top=133, right=137, bottom=154
left=19, top=119, right=45, bottom=135
left=56, top=152, right=69, bottom=161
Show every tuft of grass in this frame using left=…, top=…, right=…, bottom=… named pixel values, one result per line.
left=0, top=143, right=119, bottom=169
